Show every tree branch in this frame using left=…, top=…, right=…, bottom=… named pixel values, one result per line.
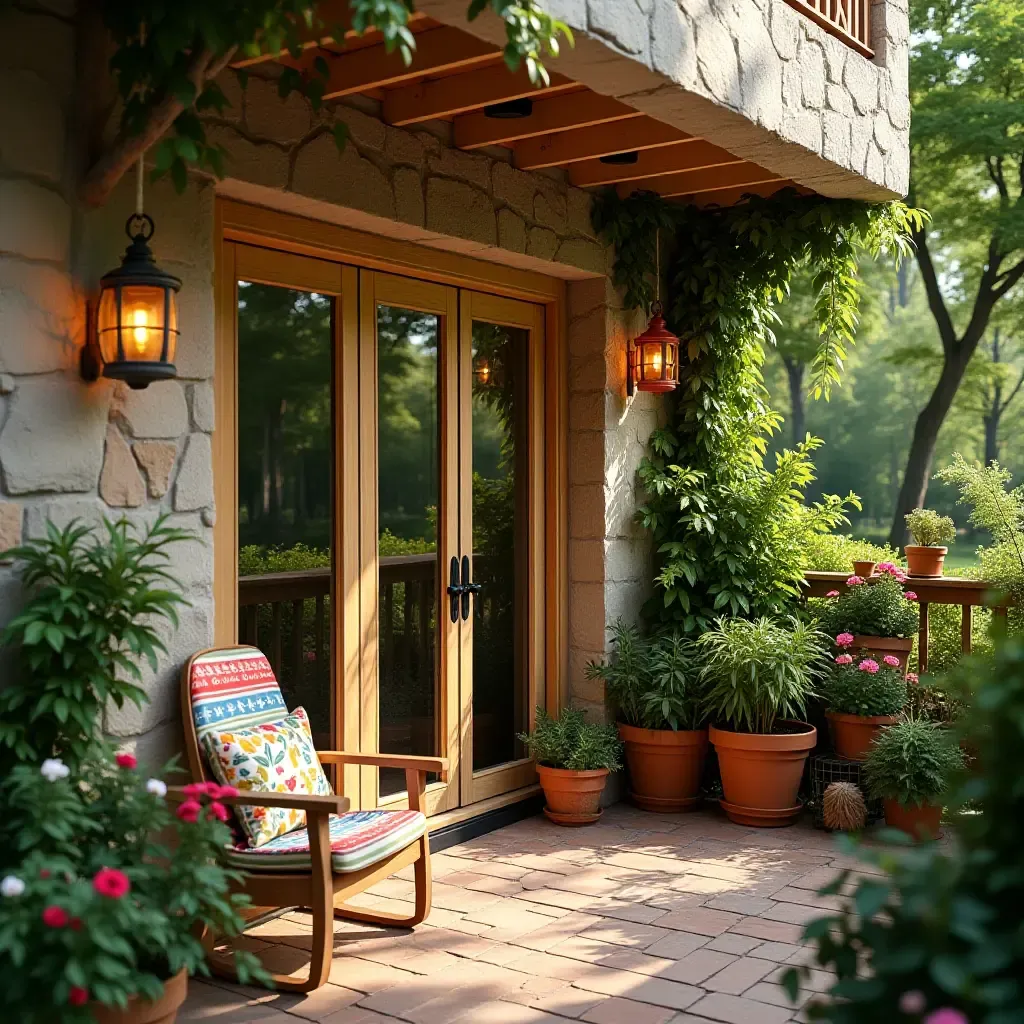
left=913, top=226, right=958, bottom=356
left=992, top=255, right=1024, bottom=301
left=999, top=366, right=1024, bottom=415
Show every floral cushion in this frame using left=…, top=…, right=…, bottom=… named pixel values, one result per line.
left=199, top=707, right=333, bottom=848
left=224, top=810, right=427, bottom=874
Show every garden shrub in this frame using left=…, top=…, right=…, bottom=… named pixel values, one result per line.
left=818, top=569, right=918, bottom=640
left=518, top=707, right=622, bottom=771
left=822, top=660, right=907, bottom=717
left=802, top=533, right=901, bottom=573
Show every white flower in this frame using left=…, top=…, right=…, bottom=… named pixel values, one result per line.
left=1, top=876, right=25, bottom=898
left=146, top=778, right=168, bottom=798
left=40, top=758, right=70, bottom=782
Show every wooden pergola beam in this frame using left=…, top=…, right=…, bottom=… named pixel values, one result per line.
left=514, top=118, right=691, bottom=171
left=689, top=181, right=802, bottom=208
left=619, top=163, right=782, bottom=198
left=569, top=140, right=742, bottom=188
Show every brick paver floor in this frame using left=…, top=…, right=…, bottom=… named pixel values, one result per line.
left=181, top=805, right=886, bottom=1024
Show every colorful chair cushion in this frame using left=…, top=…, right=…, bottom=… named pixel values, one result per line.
left=224, top=810, right=427, bottom=874
left=199, top=707, right=333, bottom=848
left=189, top=647, right=289, bottom=739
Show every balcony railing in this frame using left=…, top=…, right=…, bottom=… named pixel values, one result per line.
left=783, top=0, right=873, bottom=59
left=803, top=571, right=1015, bottom=672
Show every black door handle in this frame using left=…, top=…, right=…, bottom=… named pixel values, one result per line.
left=460, top=555, right=482, bottom=621
left=446, top=556, right=462, bottom=623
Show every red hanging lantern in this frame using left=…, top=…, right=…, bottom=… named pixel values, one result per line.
left=628, top=301, right=679, bottom=394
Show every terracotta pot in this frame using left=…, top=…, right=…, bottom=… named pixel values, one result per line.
left=905, top=545, right=947, bottom=578
left=92, top=969, right=188, bottom=1024
left=883, top=798, right=942, bottom=840
left=535, top=764, right=609, bottom=826
left=709, top=722, right=816, bottom=827
left=618, top=723, right=709, bottom=812
left=851, top=635, right=913, bottom=671
left=826, top=711, right=898, bottom=761
left=852, top=560, right=877, bottom=578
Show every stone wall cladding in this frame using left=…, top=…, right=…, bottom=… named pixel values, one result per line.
left=418, top=0, right=910, bottom=200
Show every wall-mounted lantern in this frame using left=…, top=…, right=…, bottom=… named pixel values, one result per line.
left=627, top=302, right=679, bottom=394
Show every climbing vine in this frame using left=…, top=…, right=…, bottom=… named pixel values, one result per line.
left=592, top=189, right=926, bottom=634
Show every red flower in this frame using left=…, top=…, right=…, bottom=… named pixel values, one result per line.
left=216, top=785, right=238, bottom=799
left=92, top=867, right=131, bottom=900
left=69, top=916, right=83, bottom=932
left=209, top=801, right=230, bottom=822
left=176, top=800, right=201, bottom=824
left=68, top=987, right=89, bottom=1007
left=42, top=905, right=69, bottom=928
left=285, top=777, right=297, bottom=791
left=39, top=869, right=51, bottom=880
left=115, top=752, right=137, bottom=770
left=182, top=783, right=205, bottom=798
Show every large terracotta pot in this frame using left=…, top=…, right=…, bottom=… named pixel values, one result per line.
left=535, top=765, right=609, bottom=826
left=826, top=711, right=898, bottom=761
left=709, top=721, right=817, bottom=827
left=883, top=798, right=942, bottom=840
left=851, top=635, right=913, bottom=671
left=852, top=560, right=877, bottom=578
left=618, top=723, right=709, bottom=812
left=92, top=969, right=188, bottom=1024
left=905, top=545, right=947, bottom=578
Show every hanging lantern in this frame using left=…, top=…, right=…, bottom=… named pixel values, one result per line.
left=628, top=302, right=679, bottom=394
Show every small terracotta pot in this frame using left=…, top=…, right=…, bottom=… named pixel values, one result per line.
left=826, top=711, right=898, bottom=761
left=851, top=635, right=913, bottom=671
left=904, top=545, right=947, bottom=578
left=92, top=969, right=188, bottom=1024
left=536, top=764, right=609, bottom=826
left=852, top=560, right=877, bottom=578
left=883, top=798, right=942, bottom=840
left=618, top=723, right=709, bottom=812
left=709, top=722, right=816, bottom=827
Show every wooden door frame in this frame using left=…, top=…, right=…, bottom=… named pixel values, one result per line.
left=213, top=198, right=569, bottom=813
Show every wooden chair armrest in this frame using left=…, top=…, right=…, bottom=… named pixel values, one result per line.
left=317, top=751, right=449, bottom=779
left=167, top=787, right=350, bottom=815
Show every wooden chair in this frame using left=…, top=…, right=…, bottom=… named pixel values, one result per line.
left=179, top=645, right=448, bottom=993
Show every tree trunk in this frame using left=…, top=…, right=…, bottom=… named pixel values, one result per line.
left=783, top=356, right=805, bottom=447
left=984, top=329, right=1002, bottom=466
left=897, top=261, right=910, bottom=309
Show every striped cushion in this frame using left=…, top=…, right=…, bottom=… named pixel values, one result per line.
left=225, top=810, right=427, bottom=874
left=190, top=647, right=288, bottom=741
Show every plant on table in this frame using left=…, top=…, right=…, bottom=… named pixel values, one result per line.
left=0, top=747, right=265, bottom=1022
left=904, top=508, right=956, bottom=577
left=823, top=656, right=908, bottom=761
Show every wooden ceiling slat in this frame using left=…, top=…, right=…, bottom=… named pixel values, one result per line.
left=383, top=64, right=576, bottom=126
left=569, top=140, right=743, bottom=188
left=622, top=163, right=782, bottom=199
left=514, top=118, right=691, bottom=171
left=689, top=181, right=800, bottom=207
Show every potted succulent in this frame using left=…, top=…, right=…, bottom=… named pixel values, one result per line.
left=519, top=707, right=622, bottom=826
left=697, top=616, right=828, bottom=827
left=587, top=622, right=707, bottom=812
left=819, top=563, right=919, bottom=669
left=823, top=654, right=907, bottom=760
left=0, top=748, right=265, bottom=1023
left=864, top=718, right=964, bottom=839
left=904, top=508, right=956, bottom=577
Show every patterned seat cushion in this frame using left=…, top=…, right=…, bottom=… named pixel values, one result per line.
left=225, top=810, right=427, bottom=874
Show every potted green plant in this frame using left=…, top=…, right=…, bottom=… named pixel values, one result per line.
left=0, top=748, right=265, bottom=1023
left=904, top=508, right=956, bottom=577
left=697, top=616, right=828, bottom=827
left=519, top=707, right=622, bottom=826
left=823, top=654, right=907, bottom=760
left=587, top=623, right=707, bottom=812
left=864, top=718, right=964, bottom=839
left=819, top=563, right=919, bottom=669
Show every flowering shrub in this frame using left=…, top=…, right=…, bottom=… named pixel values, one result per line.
left=0, top=748, right=265, bottom=1021
left=819, top=572, right=919, bottom=639
left=822, top=659, right=908, bottom=717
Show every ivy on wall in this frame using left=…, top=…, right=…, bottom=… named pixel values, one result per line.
left=592, top=189, right=926, bottom=634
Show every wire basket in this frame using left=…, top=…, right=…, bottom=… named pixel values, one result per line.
left=808, top=755, right=882, bottom=830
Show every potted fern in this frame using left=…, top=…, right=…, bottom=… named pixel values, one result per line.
left=518, top=708, right=622, bottom=826
left=823, top=654, right=907, bottom=760
left=904, top=508, right=956, bottom=577
left=587, top=623, right=707, bottom=812
left=697, top=617, right=828, bottom=827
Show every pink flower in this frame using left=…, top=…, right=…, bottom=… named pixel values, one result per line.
left=846, top=575, right=865, bottom=586
left=182, top=783, right=205, bottom=798
left=836, top=633, right=855, bottom=648
left=42, top=905, right=68, bottom=928
left=215, top=785, right=238, bottom=799
left=877, top=562, right=908, bottom=582
left=905, top=591, right=918, bottom=601
left=907, top=672, right=919, bottom=685
left=114, top=752, right=137, bottom=770
left=176, top=800, right=201, bottom=823
left=68, top=987, right=89, bottom=1007
left=924, top=1011, right=969, bottom=1024
left=859, top=659, right=880, bottom=674
left=835, top=654, right=854, bottom=665
left=883, top=655, right=901, bottom=668
left=69, top=916, right=82, bottom=932
left=899, top=991, right=927, bottom=1015
left=92, top=867, right=130, bottom=900
left=209, top=801, right=230, bottom=823
left=826, top=590, right=841, bottom=598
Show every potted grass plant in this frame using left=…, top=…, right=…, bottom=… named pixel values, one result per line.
left=519, top=707, right=622, bottom=826
left=823, top=654, right=907, bottom=760
left=697, top=616, right=828, bottom=827
left=864, top=718, right=964, bottom=839
left=587, top=622, right=707, bottom=812
left=904, top=508, right=956, bottom=578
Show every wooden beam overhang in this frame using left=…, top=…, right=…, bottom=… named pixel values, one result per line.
left=514, top=118, right=690, bottom=171
left=569, top=140, right=743, bottom=188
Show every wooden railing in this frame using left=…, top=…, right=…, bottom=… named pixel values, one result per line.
left=783, top=0, right=873, bottom=59
left=803, top=571, right=1015, bottom=672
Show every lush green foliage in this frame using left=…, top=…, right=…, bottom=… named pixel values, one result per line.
left=586, top=622, right=705, bottom=731
left=0, top=518, right=190, bottom=775
left=801, top=534, right=900, bottom=573
left=518, top=707, right=622, bottom=771
left=818, top=573, right=919, bottom=640
left=696, top=616, right=828, bottom=734
left=905, top=508, right=956, bottom=547
left=864, top=718, right=963, bottom=807
left=823, top=662, right=908, bottom=717
left=0, top=749, right=264, bottom=1019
